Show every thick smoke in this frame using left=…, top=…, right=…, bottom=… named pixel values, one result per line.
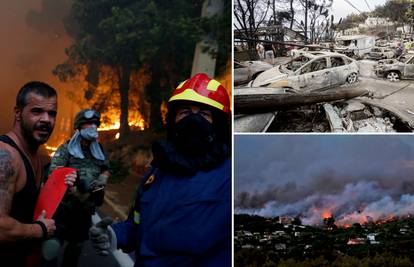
left=235, top=136, right=414, bottom=226
left=26, top=0, right=72, bottom=36
left=0, top=1, right=76, bottom=145
left=236, top=180, right=414, bottom=225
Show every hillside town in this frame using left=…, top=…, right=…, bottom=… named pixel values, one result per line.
left=235, top=214, right=414, bottom=266
left=234, top=0, right=414, bottom=133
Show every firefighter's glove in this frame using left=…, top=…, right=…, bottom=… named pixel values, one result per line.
left=88, top=173, right=109, bottom=191
left=96, top=173, right=109, bottom=187
left=89, top=217, right=115, bottom=256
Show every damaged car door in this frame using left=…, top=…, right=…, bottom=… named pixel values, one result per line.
left=403, top=56, right=414, bottom=79
left=329, top=56, right=350, bottom=87
left=296, top=57, right=331, bottom=91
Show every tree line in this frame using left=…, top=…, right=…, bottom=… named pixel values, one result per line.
left=45, top=0, right=230, bottom=137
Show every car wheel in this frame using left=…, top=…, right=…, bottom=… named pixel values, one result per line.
left=346, top=72, right=358, bottom=84
left=386, top=71, right=400, bottom=82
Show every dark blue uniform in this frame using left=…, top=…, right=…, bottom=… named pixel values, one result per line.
left=111, top=158, right=231, bottom=267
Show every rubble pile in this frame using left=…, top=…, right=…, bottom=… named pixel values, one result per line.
left=334, top=101, right=396, bottom=132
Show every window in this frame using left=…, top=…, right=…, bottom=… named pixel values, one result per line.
left=310, top=58, right=327, bottom=72
left=300, top=58, right=327, bottom=74
left=331, top=57, right=345, bottom=67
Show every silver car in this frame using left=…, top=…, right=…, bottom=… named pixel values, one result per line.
left=374, top=54, right=414, bottom=82
left=249, top=52, right=359, bottom=91
left=367, top=47, right=395, bottom=60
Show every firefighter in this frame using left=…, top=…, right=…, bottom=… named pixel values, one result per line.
left=89, top=73, right=231, bottom=267
left=41, top=109, right=111, bottom=267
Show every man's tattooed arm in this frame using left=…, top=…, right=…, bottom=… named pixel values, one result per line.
left=0, top=149, right=42, bottom=242
left=0, top=150, right=15, bottom=215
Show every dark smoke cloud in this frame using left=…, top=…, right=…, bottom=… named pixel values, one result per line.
left=235, top=135, right=414, bottom=225
left=25, top=0, right=72, bottom=36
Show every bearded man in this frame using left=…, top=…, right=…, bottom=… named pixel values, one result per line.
left=0, top=81, right=76, bottom=267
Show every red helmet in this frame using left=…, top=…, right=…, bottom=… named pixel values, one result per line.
left=168, top=73, right=230, bottom=114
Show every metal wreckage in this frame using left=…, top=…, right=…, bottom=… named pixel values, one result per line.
left=234, top=51, right=414, bottom=133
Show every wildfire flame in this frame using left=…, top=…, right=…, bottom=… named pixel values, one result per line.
left=322, top=210, right=332, bottom=219
left=240, top=181, right=414, bottom=228
left=98, top=109, right=146, bottom=131
left=45, top=144, right=58, bottom=157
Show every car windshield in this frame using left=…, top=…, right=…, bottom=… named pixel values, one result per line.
left=279, top=64, right=293, bottom=74
left=282, top=55, right=311, bottom=72
left=372, top=48, right=381, bottom=52
left=405, top=56, right=414, bottom=64
left=337, top=40, right=353, bottom=46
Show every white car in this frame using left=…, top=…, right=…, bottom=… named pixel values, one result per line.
left=249, top=52, right=359, bottom=91
left=234, top=61, right=273, bottom=86
left=367, top=47, right=395, bottom=60
left=289, top=45, right=322, bottom=58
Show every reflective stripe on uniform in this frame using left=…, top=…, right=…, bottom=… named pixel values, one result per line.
left=134, top=210, right=140, bottom=224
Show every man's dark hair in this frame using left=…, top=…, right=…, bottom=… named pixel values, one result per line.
left=16, top=81, right=57, bottom=108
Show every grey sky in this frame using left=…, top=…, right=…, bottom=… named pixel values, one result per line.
left=332, top=0, right=387, bottom=22
left=235, top=135, right=414, bottom=194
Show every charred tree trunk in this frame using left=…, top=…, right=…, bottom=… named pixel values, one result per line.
left=149, top=92, right=163, bottom=131
left=119, top=66, right=131, bottom=137
left=235, top=87, right=370, bottom=114
left=85, top=62, right=99, bottom=101
left=304, top=0, right=309, bottom=43
left=146, top=67, right=164, bottom=131
left=290, top=0, right=294, bottom=29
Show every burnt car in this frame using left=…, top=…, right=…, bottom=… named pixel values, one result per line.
left=374, top=54, right=414, bottom=82
left=248, top=52, right=359, bottom=91
left=234, top=60, right=273, bottom=86
left=367, top=47, right=395, bottom=60
left=288, top=44, right=323, bottom=57
left=234, top=88, right=413, bottom=133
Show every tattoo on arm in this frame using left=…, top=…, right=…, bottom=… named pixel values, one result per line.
left=0, top=150, right=16, bottom=215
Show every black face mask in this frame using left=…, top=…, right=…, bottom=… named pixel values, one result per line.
left=173, top=113, right=215, bottom=156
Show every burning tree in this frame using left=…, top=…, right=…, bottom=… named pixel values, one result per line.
left=53, top=0, right=230, bottom=136
left=53, top=0, right=154, bottom=137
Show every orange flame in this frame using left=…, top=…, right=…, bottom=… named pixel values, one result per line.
left=322, top=210, right=332, bottom=219
left=98, top=109, right=147, bottom=132
left=45, top=144, right=58, bottom=157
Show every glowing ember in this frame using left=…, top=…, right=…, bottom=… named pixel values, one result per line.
left=115, top=133, right=120, bottom=139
